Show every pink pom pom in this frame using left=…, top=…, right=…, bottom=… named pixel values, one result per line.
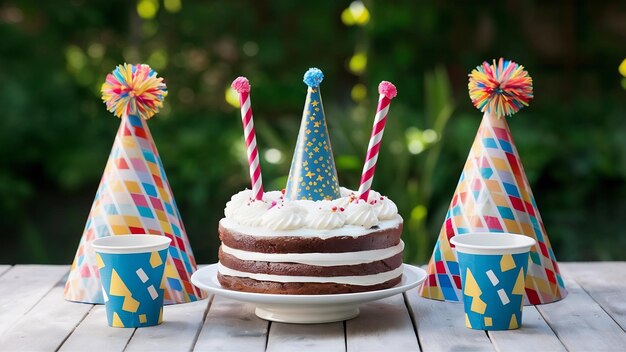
left=231, top=76, right=250, bottom=93
left=378, top=81, right=397, bottom=99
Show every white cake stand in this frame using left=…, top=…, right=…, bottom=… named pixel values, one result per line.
left=191, top=264, right=427, bottom=324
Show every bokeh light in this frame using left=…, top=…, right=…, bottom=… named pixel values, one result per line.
left=341, top=1, right=370, bottom=26
left=137, top=0, right=159, bottom=20
left=225, top=87, right=240, bottom=108
left=351, top=83, right=367, bottom=102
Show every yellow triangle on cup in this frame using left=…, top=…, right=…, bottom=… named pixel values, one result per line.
left=509, top=314, right=519, bottom=329
left=95, top=254, right=105, bottom=269
left=464, top=268, right=487, bottom=314
left=512, top=269, right=526, bottom=295
left=112, top=312, right=125, bottom=328
left=500, top=254, right=516, bottom=272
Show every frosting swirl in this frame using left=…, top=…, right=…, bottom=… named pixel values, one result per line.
left=344, top=199, right=379, bottom=228
left=305, top=206, right=346, bottom=229
left=232, top=200, right=270, bottom=227
left=224, top=190, right=253, bottom=218
left=367, top=191, right=398, bottom=221
left=262, top=202, right=306, bottom=230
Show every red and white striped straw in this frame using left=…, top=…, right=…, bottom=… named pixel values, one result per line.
left=357, top=81, right=397, bottom=201
left=231, top=77, right=264, bottom=200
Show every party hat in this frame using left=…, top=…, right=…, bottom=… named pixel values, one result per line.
left=64, top=63, right=206, bottom=304
left=420, top=58, right=566, bottom=305
left=285, top=68, right=341, bottom=201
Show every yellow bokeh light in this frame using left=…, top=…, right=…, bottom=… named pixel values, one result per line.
left=137, top=0, right=159, bottom=20
left=147, top=50, right=168, bottom=70
left=411, top=205, right=427, bottom=221
left=225, top=87, right=240, bottom=108
left=619, top=58, right=626, bottom=78
left=349, top=52, right=367, bottom=74
left=351, top=83, right=367, bottom=102
left=341, top=8, right=355, bottom=26
left=65, top=45, right=86, bottom=71
left=341, top=1, right=369, bottom=26
left=350, top=1, right=370, bottom=25
left=164, top=0, right=182, bottom=13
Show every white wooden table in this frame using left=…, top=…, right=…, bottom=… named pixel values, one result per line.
left=0, top=262, right=625, bottom=352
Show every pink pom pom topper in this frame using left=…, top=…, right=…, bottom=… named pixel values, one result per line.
left=231, top=76, right=251, bottom=93
left=378, top=81, right=397, bottom=100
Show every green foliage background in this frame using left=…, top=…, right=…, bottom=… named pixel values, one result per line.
left=1, top=1, right=625, bottom=264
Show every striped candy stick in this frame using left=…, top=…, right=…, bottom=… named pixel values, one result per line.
left=357, top=81, right=397, bottom=201
left=231, top=77, right=264, bottom=200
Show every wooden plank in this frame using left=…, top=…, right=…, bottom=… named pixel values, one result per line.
left=0, top=265, right=11, bottom=277
left=0, top=265, right=69, bottom=335
left=346, top=294, right=420, bottom=351
left=124, top=299, right=209, bottom=352
left=266, top=322, right=344, bottom=352
left=58, top=305, right=134, bottom=352
left=194, top=296, right=268, bottom=352
left=0, top=284, right=93, bottom=351
left=488, top=306, right=566, bottom=352
left=536, top=264, right=626, bottom=351
left=404, top=288, right=495, bottom=352
left=564, top=262, right=626, bottom=331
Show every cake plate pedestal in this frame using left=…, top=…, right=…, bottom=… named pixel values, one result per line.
left=191, top=264, right=427, bottom=324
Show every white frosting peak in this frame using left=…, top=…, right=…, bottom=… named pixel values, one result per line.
left=231, top=199, right=270, bottom=227
left=262, top=202, right=306, bottom=230
left=224, top=190, right=253, bottom=218
left=305, top=205, right=346, bottom=229
left=367, top=191, right=398, bottom=221
left=344, top=199, right=379, bottom=228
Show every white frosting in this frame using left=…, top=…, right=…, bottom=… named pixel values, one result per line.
left=373, top=198, right=398, bottom=220
left=224, top=190, right=253, bottom=218
left=218, top=262, right=403, bottom=285
left=262, top=203, right=306, bottom=231
left=344, top=200, right=378, bottom=228
left=232, top=200, right=270, bottom=227
left=220, top=215, right=402, bottom=239
left=221, top=241, right=404, bottom=266
left=304, top=201, right=346, bottom=229
left=223, top=188, right=398, bottom=231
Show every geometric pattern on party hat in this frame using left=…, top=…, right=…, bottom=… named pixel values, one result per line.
left=420, top=111, right=567, bottom=304
left=64, top=64, right=206, bottom=304
left=420, top=58, right=566, bottom=305
left=285, top=68, right=341, bottom=201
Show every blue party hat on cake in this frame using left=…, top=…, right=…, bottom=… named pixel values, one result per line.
left=285, top=68, right=341, bottom=201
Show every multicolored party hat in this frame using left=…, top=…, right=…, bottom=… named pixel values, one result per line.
left=285, top=68, right=341, bottom=201
left=420, top=58, right=566, bottom=305
left=64, top=63, right=206, bottom=304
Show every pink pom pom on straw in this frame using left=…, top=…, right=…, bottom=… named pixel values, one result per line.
left=378, top=81, right=397, bottom=100
left=231, top=76, right=251, bottom=93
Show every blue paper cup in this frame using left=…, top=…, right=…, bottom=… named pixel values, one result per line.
left=92, top=235, right=171, bottom=328
left=451, top=233, right=536, bottom=330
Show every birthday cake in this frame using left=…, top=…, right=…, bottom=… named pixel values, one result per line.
left=217, top=68, right=402, bottom=294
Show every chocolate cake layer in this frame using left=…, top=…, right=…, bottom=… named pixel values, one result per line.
left=217, top=273, right=402, bottom=295
left=218, top=247, right=402, bottom=277
left=219, top=221, right=403, bottom=254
